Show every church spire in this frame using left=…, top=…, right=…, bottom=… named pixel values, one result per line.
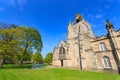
left=106, top=19, right=114, bottom=30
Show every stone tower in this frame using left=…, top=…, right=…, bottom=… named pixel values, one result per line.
left=52, top=14, right=97, bottom=70
left=67, top=14, right=96, bottom=70
left=106, top=20, right=120, bottom=73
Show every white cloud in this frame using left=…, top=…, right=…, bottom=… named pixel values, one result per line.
left=95, top=14, right=103, bottom=19
left=4, top=0, right=27, bottom=10
left=18, top=0, right=26, bottom=5
left=17, top=0, right=27, bottom=10
left=87, top=14, right=94, bottom=21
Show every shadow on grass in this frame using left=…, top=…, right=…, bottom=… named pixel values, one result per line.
left=1, top=64, right=33, bottom=69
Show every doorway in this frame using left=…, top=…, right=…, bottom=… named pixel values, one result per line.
left=61, top=60, right=63, bottom=67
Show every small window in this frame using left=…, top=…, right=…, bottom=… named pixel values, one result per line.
left=99, top=43, right=107, bottom=51
left=103, top=56, right=112, bottom=69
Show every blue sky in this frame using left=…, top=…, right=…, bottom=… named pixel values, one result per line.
left=0, top=0, right=120, bottom=57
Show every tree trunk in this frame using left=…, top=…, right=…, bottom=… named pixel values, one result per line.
left=0, top=58, right=5, bottom=68
left=19, top=50, right=27, bottom=65
left=19, top=57, right=24, bottom=65
left=19, top=43, right=28, bottom=65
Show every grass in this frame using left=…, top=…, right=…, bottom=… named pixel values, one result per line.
left=0, top=64, right=120, bottom=80
left=1, top=64, right=33, bottom=69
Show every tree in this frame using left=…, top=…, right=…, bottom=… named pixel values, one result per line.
left=0, top=22, right=18, bottom=29
left=33, top=52, right=43, bottom=64
left=0, top=23, right=43, bottom=67
left=44, top=52, right=53, bottom=64
left=0, top=26, right=21, bottom=67
left=18, top=26, right=43, bottom=65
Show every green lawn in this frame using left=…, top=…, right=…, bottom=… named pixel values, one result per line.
left=0, top=64, right=120, bottom=80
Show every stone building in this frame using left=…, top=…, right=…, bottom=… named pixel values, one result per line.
left=52, top=14, right=120, bottom=74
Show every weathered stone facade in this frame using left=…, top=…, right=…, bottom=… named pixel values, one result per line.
left=52, top=14, right=120, bottom=74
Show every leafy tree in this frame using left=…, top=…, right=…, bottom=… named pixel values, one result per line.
left=0, top=27, right=21, bottom=67
left=44, top=52, right=53, bottom=64
left=18, top=26, right=43, bottom=65
left=0, top=22, right=17, bottom=29
left=33, top=52, right=43, bottom=64
left=0, top=23, right=43, bottom=67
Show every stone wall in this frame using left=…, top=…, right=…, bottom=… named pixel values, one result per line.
left=52, top=14, right=120, bottom=74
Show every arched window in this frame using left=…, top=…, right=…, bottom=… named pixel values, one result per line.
left=103, top=56, right=112, bottom=69
left=99, top=43, right=107, bottom=51
left=59, top=47, right=66, bottom=60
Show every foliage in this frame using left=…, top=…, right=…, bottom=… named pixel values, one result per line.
left=44, top=52, right=53, bottom=64
left=0, top=68, right=120, bottom=80
left=0, top=26, right=22, bottom=67
left=18, top=26, right=43, bottom=64
left=23, top=52, right=32, bottom=61
left=0, top=22, right=17, bottom=29
left=33, top=52, right=43, bottom=63
left=0, top=23, right=43, bottom=67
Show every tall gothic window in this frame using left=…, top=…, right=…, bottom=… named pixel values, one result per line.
left=103, top=56, right=112, bottom=69
left=59, top=47, right=66, bottom=60
left=99, top=43, right=107, bottom=51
